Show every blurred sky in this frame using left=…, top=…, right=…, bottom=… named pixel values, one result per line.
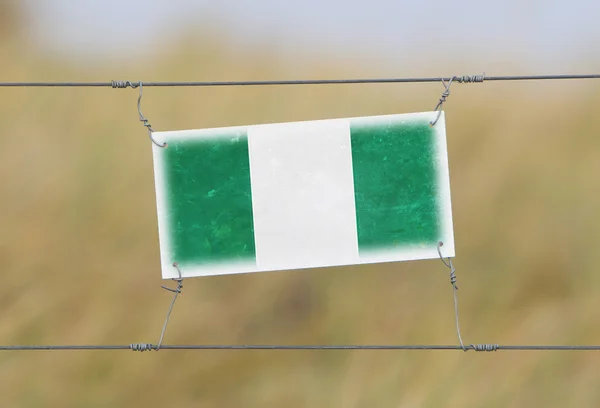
left=16, top=0, right=600, bottom=72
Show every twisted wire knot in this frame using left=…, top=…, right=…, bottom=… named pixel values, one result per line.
left=133, top=82, right=166, bottom=147
left=435, top=88, right=451, bottom=110
left=161, top=262, right=183, bottom=294
left=470, top=344, right=499, bottom=352
left=140, top=116, right=153, bottom=133
left=437, top=242, right=458, bottom=290
left=111, top=80, right=139, bottom=89
left=430, top=78, right=454, bottom=125
left=455, top=73, right=486, bottom=83
left=130, top=343, right=154, bottom=352
left=448, top=262, right=458, bottom=289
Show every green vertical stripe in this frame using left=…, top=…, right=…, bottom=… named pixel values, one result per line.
left=163, top=130, right=256, bottom=265
left=350, top=118, right=440, bottom=251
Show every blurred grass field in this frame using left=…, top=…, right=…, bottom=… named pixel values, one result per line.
left=2, top=6, right=600, bottom=407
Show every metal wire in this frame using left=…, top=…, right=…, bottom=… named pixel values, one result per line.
left=135, top=82, right=166, bottom=148
left=0, top=344, right=599, bottom=351
left=156, top=263, right=184, bottom=350
left=436, top=242, right=467, bottom=351
left=1, top=74, right=600, bottom=87
left=430, top=77, right=454, bottom=126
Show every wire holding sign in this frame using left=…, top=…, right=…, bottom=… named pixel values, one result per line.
left=431, top=77, right=456, bottom=126
left=156, top=262, right=184, bottom=350
left=437, top=241, right=466, bottom=350
left=136, top=83, right=166, bottom=148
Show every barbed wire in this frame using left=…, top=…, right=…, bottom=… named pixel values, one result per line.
left=0, top=73, right=599, bottom=88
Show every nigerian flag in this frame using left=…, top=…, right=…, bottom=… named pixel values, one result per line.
left=152, top=111, right=455, bottom=279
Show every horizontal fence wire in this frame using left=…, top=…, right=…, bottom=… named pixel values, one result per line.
left=0, top=74, right=600, bottom=87
left=1, top=344, right=600, bottom=352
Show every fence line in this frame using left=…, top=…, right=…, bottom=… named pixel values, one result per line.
left=1, top=344, right=600, bottom=352
left=2, top=71, right=600, bottom=353
left=1, top=73, right=600, bottom=88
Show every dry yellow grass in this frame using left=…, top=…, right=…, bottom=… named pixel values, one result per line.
left=2, top=10, right=600, bottom=407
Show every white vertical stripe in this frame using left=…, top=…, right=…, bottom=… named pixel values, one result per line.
left=433, top=112, right=456, bottom=258
left=247, top=119, right=359, bottom=271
